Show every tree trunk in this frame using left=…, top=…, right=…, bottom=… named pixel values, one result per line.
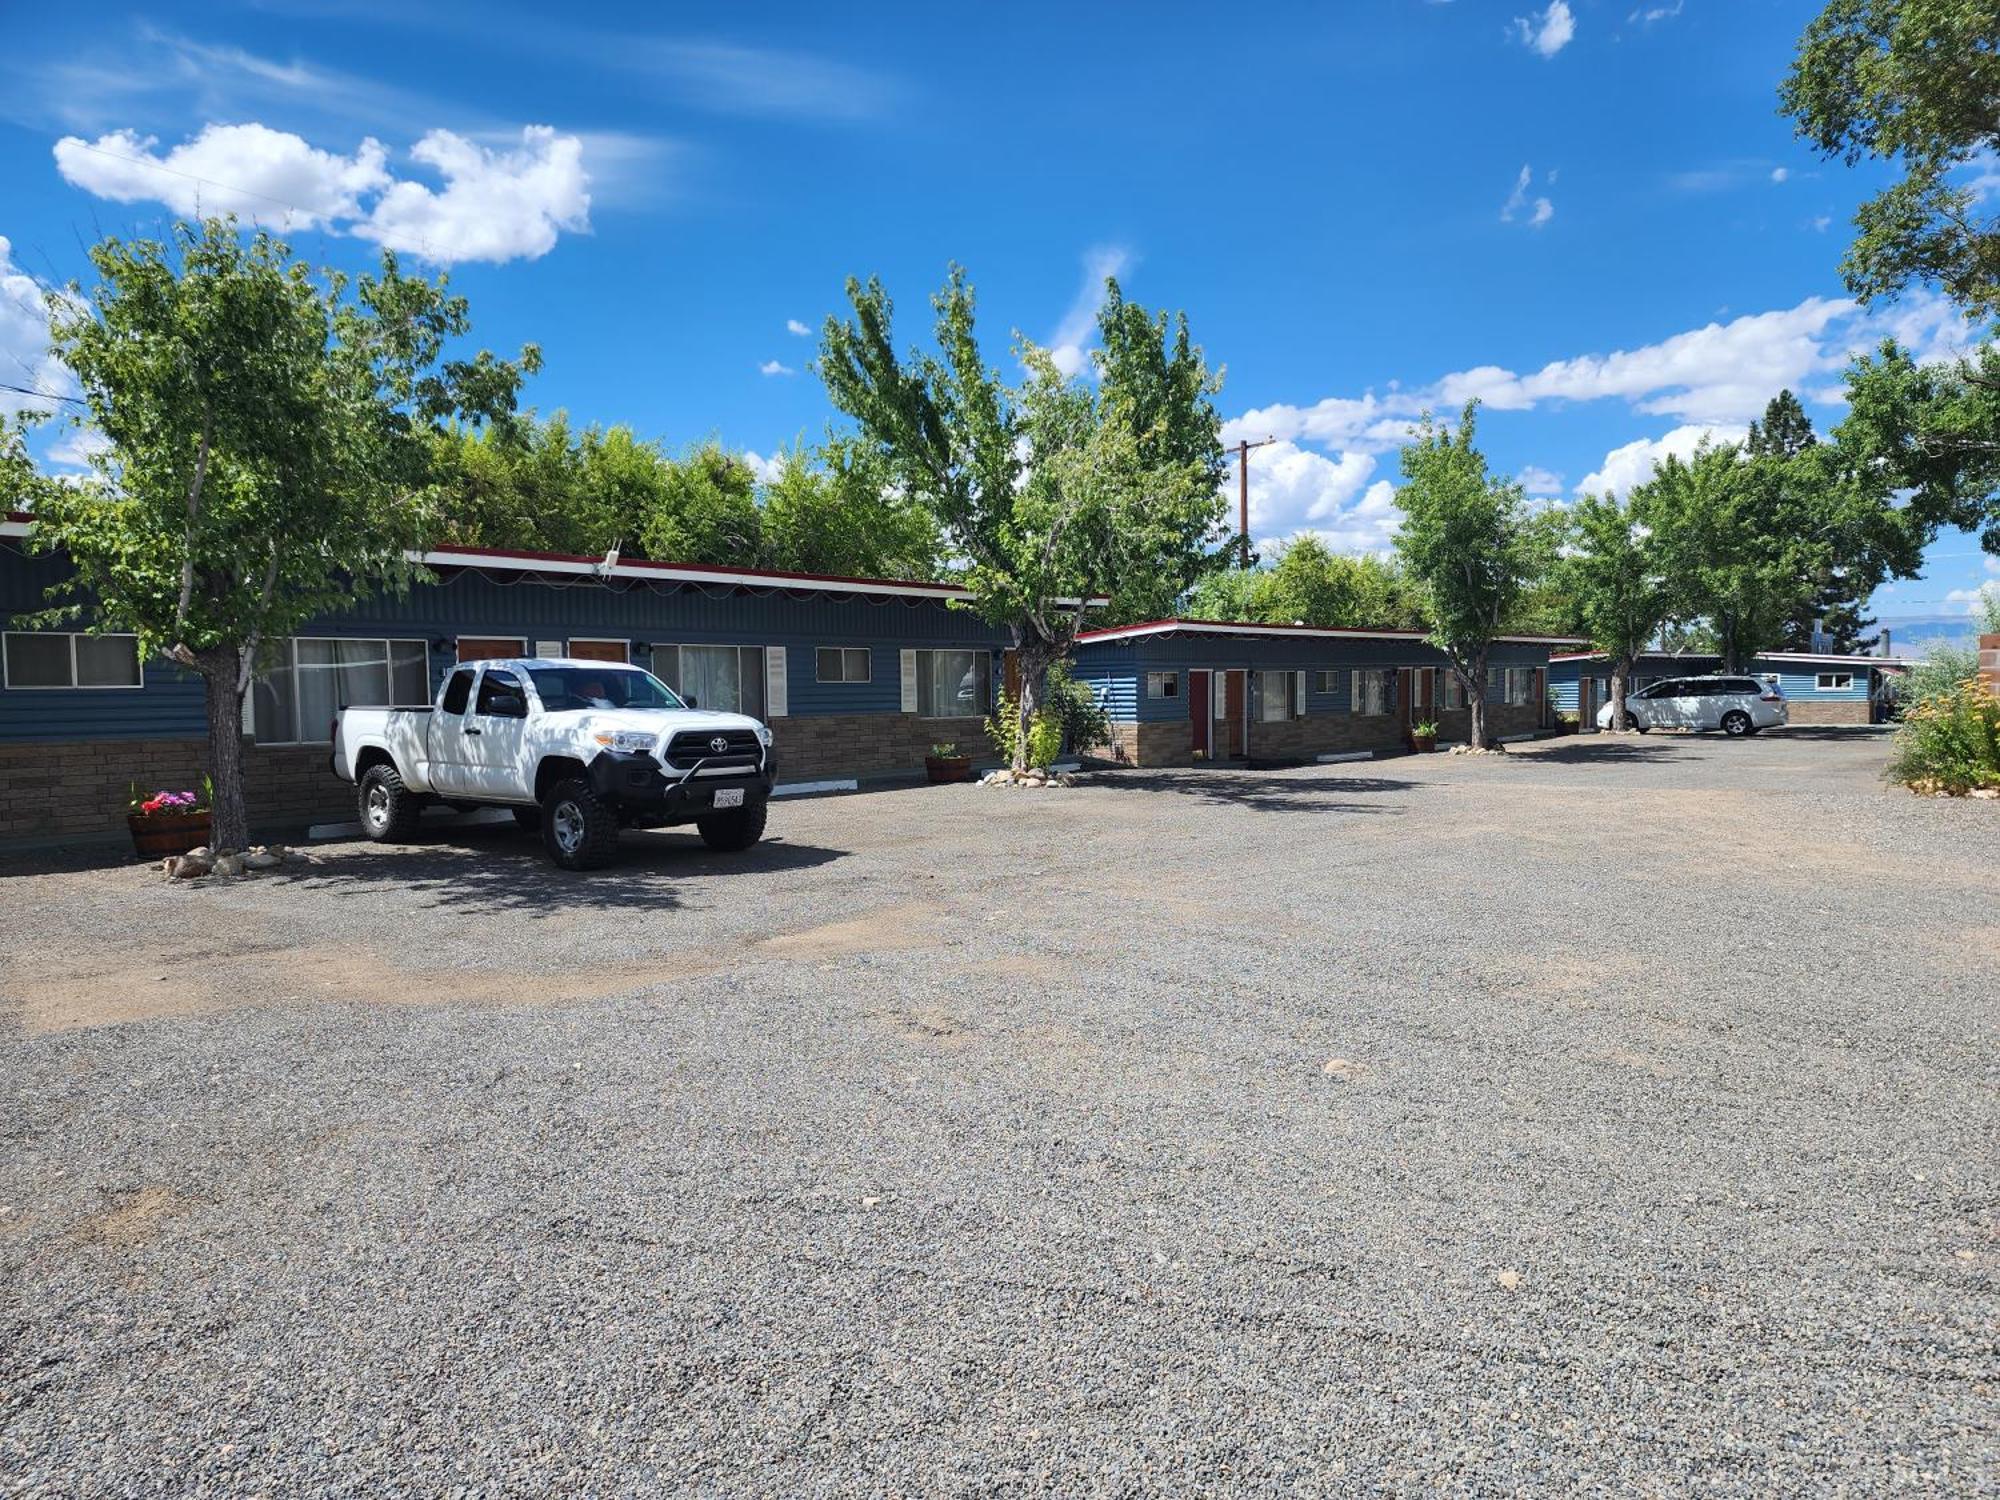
left=1013, top=636, right=1055, bottom=771
left=1610, top=659, right=1631, bottom=731
left=196, top=645, right=251, bottom=852
left=1464, top=656, right=1496, bottom=752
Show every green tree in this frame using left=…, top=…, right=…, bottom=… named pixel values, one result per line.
left=1559, top=490, right=1679, bottom=729
left=637, top=442, right=764, bottom=564
left=1833, top=338, right=2000, bottom=554
left=819, top=267, right=1224, bottom=768
left=1780, top=0, right=2000, bottom=319
left=760, top=439, right=944, bottom=579
left=31, top=219, right=536, bottom=849
left=1392, top=404, right=1559, bottom=748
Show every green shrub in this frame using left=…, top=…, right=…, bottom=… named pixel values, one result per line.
left=1889, top=671, right=2000, bottom=794
left=986, top=660, right=1110, bottom=767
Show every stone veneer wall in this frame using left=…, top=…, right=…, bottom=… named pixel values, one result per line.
left=1433, top=704, right=1544, bottom=742
left=0, top=738, right=351, bottom=848
left=1784, top=699, right=1872, bottom=726
left=1980, top=635, right=1999, bottom=695
left=1087, top=720, right=1194, bottom=768
left=1243, top=713, right=1407, bottom=761
left=773, top=713, right=994, bottom=779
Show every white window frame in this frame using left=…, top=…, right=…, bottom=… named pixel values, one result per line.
left=1438, top=671, right=1467, bottom=711
left=1145, top=670, right=1180, bottom=700
left=652, top=643, right=769, bottom=717
left=252, top=636, right=432, bottom=746
left=815, top=646, right=871, bottom=684
left=1504, top=667, right=1536, bottom=707
left=912, top=647, right=992, bottom=720
left=1, top=631, right=144, bottom=690
left=1311, top=668, right=1340, bottom=696
left=1815, top=672, right=1853, bottom=692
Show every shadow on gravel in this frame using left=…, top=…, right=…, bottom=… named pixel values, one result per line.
left=1765, top=725, right=1896, bottom=742
left=263, top=828, right=848, bottom=915
left=1082, top=770, right=1412, bottom=814
left=1508, top=740, right=1690, bottom=766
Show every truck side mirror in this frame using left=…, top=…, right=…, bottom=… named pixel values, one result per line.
left=486, top=689, right=527, bottom=718
left=684, top=695, right=697, bottom=709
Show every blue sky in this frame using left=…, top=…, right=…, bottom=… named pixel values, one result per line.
left=2, top=0, right=1993, bottom=634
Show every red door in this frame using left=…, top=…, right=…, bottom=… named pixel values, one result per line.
left=1222, top=670, right=1245, bottom=757
left=1189, top=670, right=1212, bottom=756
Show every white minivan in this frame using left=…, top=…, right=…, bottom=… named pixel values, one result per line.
left=1597, top=675, right=1788, bottom=736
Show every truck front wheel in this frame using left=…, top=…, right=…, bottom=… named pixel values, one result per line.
left=358, top=763, right=424, bottom=843
left=697, top=802, right=767, bottom=853
left=542, top=778, right=619, bottom=869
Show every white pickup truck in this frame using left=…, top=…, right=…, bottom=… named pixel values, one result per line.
left=331, top=657, right=776, bottom=869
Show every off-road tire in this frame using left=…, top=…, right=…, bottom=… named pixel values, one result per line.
left=1720, top=710, right=1753, bottom=738
left=541, top=778, right=619, bottom=870
left=697, top=801, right=767, bottom=853
left=510, top=806, right=541, bottom=832
left=358, top=763, right=423, bottom=843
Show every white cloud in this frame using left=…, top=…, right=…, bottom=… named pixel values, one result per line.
left=785, top=318, right=811, bottom=337
left=1810, top=214, right=1833, bottom=232
left=1517, top=465, right=1564, bottom=495
left=742, top=450, right=787, bottom=484
left=1501, top=164, right=1554, bottom=228
left=1260, top=480, right=1404, bottom=557
left=757, top=359, right=796, bottom=377
left=1770, top=167, right=1790, bottom=184
left=0, top=236, right=77, bottom=420
left=1943, top=581, right=2000, bottom=616
left=1512, top=2, right=1575, bottom=58
left=1046, top=246, right=1131, bottom=378
left=1630, top=1, right=1683, bottom=22
left=53, top=122, right=590, bottom=265
left=355, top=126, right=588, bottom=264
left=54, top=123, right=391, bottom=231
left=1577, top=423, right=1748, bottom=497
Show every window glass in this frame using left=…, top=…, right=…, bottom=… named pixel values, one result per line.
left=738, top=646, right=767, bottom=719
left=1258, top=670, right=1292, bottom=721
left=1438, top=672, right=1466, bottom=710
left=1312, top=669, right=1339, bottom=696
left=816, top=647, right=870, bottom=684
left=1146, top=671, right=1179, bottom=699
left=681, top=644, right=743, bottom=712
left=1817, top=672, right=1852, bottom=690
left=476, top=669, right=526, bottom=716
left=918, top=649, right=990, bottom=718
left=391, top=640, right=429, bottom=705
left=440, top=667, right=474, bottom=715
left=73, top=634, right=141, bottom=687
left=3, top=632, right=74, bottom=688
left=528, top=666, right=681, bottom=711
left=649, top=646, right=679, bottom=693
left=1353, top=668, right=1390, bottom=716
left=296, top=639, right=391, bottom=734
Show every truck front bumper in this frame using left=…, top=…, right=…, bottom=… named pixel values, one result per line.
left=588, top=750, right=776, bottom=822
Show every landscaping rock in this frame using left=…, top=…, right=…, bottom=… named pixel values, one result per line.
left=169, top=851, right=212, bottom=880
left=211, top=853, right=246, bottom=878
left=242, top=847, right=283, bottom=870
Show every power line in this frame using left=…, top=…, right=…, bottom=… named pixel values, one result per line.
left=0, top=381, right=84, bottom=407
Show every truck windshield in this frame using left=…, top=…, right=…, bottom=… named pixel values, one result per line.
left=528, top=667, right=686, bottom=712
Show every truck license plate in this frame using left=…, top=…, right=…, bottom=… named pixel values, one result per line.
left=712, top=788, right=745, bottom=809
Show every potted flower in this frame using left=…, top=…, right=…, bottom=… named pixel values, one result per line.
left=1410, top=719, right=1439, bottom=753
left=924, top=742, right=973, bottom=784
left=127, top=779, right=212, bottom=858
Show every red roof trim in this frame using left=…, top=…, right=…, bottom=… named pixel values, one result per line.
left=1078, top=617, right=1585, bottom=646
left=423, top=540, right=974, bottom=596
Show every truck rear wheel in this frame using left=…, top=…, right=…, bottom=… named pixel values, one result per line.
left=697, top=802, right=767, bottom=853
left=541, top=778, right=619, bottom=870
left=358, top=763, right=423, bottom=843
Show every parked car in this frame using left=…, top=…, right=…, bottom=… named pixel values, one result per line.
left=1596, top=675, right=1787, bottom=737
left=332, top=658, right=776, bottom=869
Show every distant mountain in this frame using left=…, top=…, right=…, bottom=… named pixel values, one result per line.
left=1876, top=616, right=1987, bottom=656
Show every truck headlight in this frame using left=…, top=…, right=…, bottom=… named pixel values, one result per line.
left=593, top=730, right=657, bottom=755
left=756, top=725, right=774, bottom=747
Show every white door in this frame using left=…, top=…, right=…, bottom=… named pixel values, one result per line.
left=463, top=665, right=531, bottom=799
left=429, top=664, right=481, bottom=796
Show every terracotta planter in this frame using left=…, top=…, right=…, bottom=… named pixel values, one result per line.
left=1410, top=733, right=1437, bottom=754
left=128, top=811, right=212, bottom=859
left=925, top=755, right=974, bottom=784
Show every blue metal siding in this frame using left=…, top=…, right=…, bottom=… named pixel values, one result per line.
left=1070, top=664, right=1137, bottom=723
left=1752, top=659, right=1871, bottom=702
left=2, top=545, right=1013, bottom=742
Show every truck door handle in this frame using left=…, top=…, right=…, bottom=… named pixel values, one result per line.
left=465, top=726, right=482, bottom=735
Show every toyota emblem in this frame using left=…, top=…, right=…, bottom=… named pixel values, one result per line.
left=709, top=735, right=730, bottom=754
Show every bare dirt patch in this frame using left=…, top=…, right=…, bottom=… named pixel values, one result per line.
left=752, top=901, right=944, bottom=961
left=67, top=1185, right=178, bottom=1248
left=4, top=943, right=706, bottom=1035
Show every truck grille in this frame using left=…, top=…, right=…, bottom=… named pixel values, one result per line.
left=662, top=729, right=763, bottom=771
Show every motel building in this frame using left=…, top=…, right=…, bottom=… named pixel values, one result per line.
left=1069, top=620, right=1579, bottom=766
left=1547, top=649, right=1910, bottom=727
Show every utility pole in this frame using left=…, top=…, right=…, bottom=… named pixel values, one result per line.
left=1229, top=436, right=1277, bottom=568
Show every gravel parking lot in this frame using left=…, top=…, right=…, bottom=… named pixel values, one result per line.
left=3, top=728, right=1995, bottom=1495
